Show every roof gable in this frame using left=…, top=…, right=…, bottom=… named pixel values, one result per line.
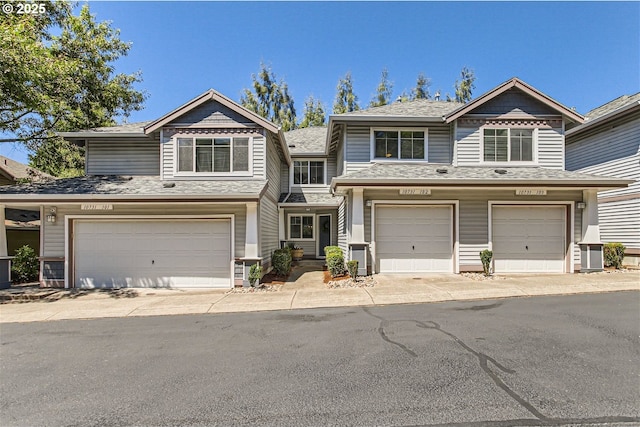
left=0, top=155, right=54, bottom=183
left=445, top=78, right=584, bottom=124
left=144, top=89, right=280, bottom=134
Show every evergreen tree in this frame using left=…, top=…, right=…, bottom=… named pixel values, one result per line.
left=369, top=68, right=393, bottom=108
left=299, top=96, right=326, bottom=128
left=333, top=72, right=360, bottom=114
left=454, top=67, right=476, bottom=103
left=240, top=63, right=297, bottom=131
left=411, top=73, right=431, bottom=100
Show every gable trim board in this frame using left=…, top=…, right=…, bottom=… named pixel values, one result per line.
left=488, top=202, right=575, bottom=273
left=370, top=200, right=460, bottom=274
left=64, top=214, right=235, bottom=289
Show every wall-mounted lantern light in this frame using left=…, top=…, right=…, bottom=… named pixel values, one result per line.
left=46, top=206, right=57, bottom=224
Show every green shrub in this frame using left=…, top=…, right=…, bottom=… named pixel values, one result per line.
left=11, top=245, right=39, bottom=283
left=480, top=249, right=493, bottom=276
left=249, top=263, right=262, bottom=287
left=604, top=243, right=625, bottom=269
left=327, top=253, right=346, bottom=278
left=324, top=246, right=343, bottom=258
left=272, top=248, right=292, bottom=276
left=347, top=260, right=358, bottom=279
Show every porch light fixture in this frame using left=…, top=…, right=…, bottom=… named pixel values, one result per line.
left=366, top=200, right=372, bottom=207
left=577, top=202, right=586, bottom=209
left=46, top=207, right=57, bottom=224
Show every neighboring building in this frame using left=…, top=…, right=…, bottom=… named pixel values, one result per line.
left=0, top=78, right=631, bottom=289
left=565, top=93, right=640, bottom=265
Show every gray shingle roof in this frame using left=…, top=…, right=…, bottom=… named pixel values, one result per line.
left=74, top=121, right=151, bottom=134
left=337, top=99, right=464, bottom=119
left=279, top=191, right=342, bottom=205
left=585, top=93, right=640, bottom=120
left=0, top=156, right=54, bottom=182
left=331, top=163, right=631, bottom=187
left=283, top=127, right=327, bottom=154
left=0, top=175, right=267, bottom=200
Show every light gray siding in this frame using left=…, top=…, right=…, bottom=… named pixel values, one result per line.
left=253, top=136, right=266, bottom=179
left=336, top=137, right=345, bottom=176
left=289, top=155, right=335, bottom=194
left=537, top=127, right=565, bottom=169
left=566, top=112, right=640, bottom=250
left=345, top=126, right=371, bottom=174
left=337, top=199, right=348, bottom=255
left=282, top=208, right=338, bottom=258
left=161, top=132, right=174, bottom=179
left=167, top=100, right=253, bottom=126
left=428, top=124, right=453, bottom=164
left=280, top=163, right=289, bottom=194
left=260, top=133, right=283, bottom=264
left=42, top=203, right=247, bottom=259
left=455, top=126, right=480, bottom=166
left=86, top=138, right=160, bottom=176
left=359, top=189, right=583, bottom=271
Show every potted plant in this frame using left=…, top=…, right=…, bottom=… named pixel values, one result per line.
left=288, top=242, right=304, bottom=260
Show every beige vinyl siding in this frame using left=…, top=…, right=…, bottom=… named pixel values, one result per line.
left=360, top=189, right=583, bottom=270
left=42, top=203, right=247, bottom=258
left=429, top=124, right=453, bottom=164
left=86, top=139, right=160, bottom=176
left=167, top=100, right=253, bottom=126
left=455, top=126, right=481, bottom=166
left=537, top=127, right=564, bottom=169
left=260, top=134, right=284, bottom=264
left=345, top=126, right=371, bottom=174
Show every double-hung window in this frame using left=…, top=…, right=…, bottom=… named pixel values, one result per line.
left=293, top=160, right=325, bottom=185
left=373, top=129, right=426, bottom=160
left=177, top=137, right=250, bottom=173
left=289, top=215, right=314, bottom=239
left=483, top=128, right=534, bottom=162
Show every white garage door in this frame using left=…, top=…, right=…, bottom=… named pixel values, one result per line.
left=74, top=220, right=232, bottom=288
left=492, top=206, right=566, bottom=273
left=375, top=205, right=453, bottom=273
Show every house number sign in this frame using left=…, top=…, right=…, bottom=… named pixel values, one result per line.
left=399, top=188, right=431, bottom=195
left=515, top=189, right=547, bottom=196
left=81, top=204, right=114, bottom=210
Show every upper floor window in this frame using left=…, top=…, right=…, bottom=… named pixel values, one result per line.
left=177, top=137, right=250, bottom=173
left=373, top=129, right=427, bottom=160
left=293, top=160, right=325, bottom=185
left=483, top=129, right=534, bottom=162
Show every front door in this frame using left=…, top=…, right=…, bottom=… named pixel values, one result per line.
left=318, top=214, right=332, bottom=258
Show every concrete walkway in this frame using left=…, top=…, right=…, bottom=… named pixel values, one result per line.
left=0, top=268, right=638, bottom=324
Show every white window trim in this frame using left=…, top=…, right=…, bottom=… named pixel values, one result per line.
left=290, top=158, right=328, bottom=187
left=480, top=127, right=538, bottom=165
left=173, top=135, right=254, bottom=177
left=287, top=214, right=315, bottom=240
left=370, top=127, right=429, bottom=162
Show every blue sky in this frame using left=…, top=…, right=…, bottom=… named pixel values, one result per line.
left=2, top=1, right=639, bottom=164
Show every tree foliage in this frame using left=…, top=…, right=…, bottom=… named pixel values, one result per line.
left=333, top=72, right=360, bottom=114
left=29, top=138, right=84, bottom=177
left=0, top=1, right=145, bottom=153
left=298, top=96, right=326, bottom=128
left=411, top=73, right=431, bottom=100
left=240, top=63, right=297, bottom=131
left=369, top=68, right=393, bottom=108
left=454, top=66, right=476, bottom=103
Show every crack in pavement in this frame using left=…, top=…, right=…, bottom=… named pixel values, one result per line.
left=362, top=307, right=548, bottom=422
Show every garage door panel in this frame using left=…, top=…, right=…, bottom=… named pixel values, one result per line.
left=493, top=206, right=566, bottom=273
left=74, top=220, right=231, bottom=289
left=376, top=205, right=453, bottom=273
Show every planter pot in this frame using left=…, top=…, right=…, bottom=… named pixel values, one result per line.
left=291, top=249, right=303, bottom=260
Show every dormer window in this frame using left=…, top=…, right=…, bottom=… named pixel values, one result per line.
left=483, top=128, right=534, bottom=163
left=177, top=137, right=250, bottom=174
left=372, top=129, right=427, bottom=160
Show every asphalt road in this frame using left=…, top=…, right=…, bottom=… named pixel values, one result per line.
left=1, top=292, right=639, bottom=427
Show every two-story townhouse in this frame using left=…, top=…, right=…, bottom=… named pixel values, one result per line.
left=278, top=127, right=341, bottom=258
left=0, top=90, right=291, bottom=288
left=329, top=78, right=631, bottom=275
left=565, top=94, right=640, bottom=266
left=0, top=78, right=632, bottom=289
